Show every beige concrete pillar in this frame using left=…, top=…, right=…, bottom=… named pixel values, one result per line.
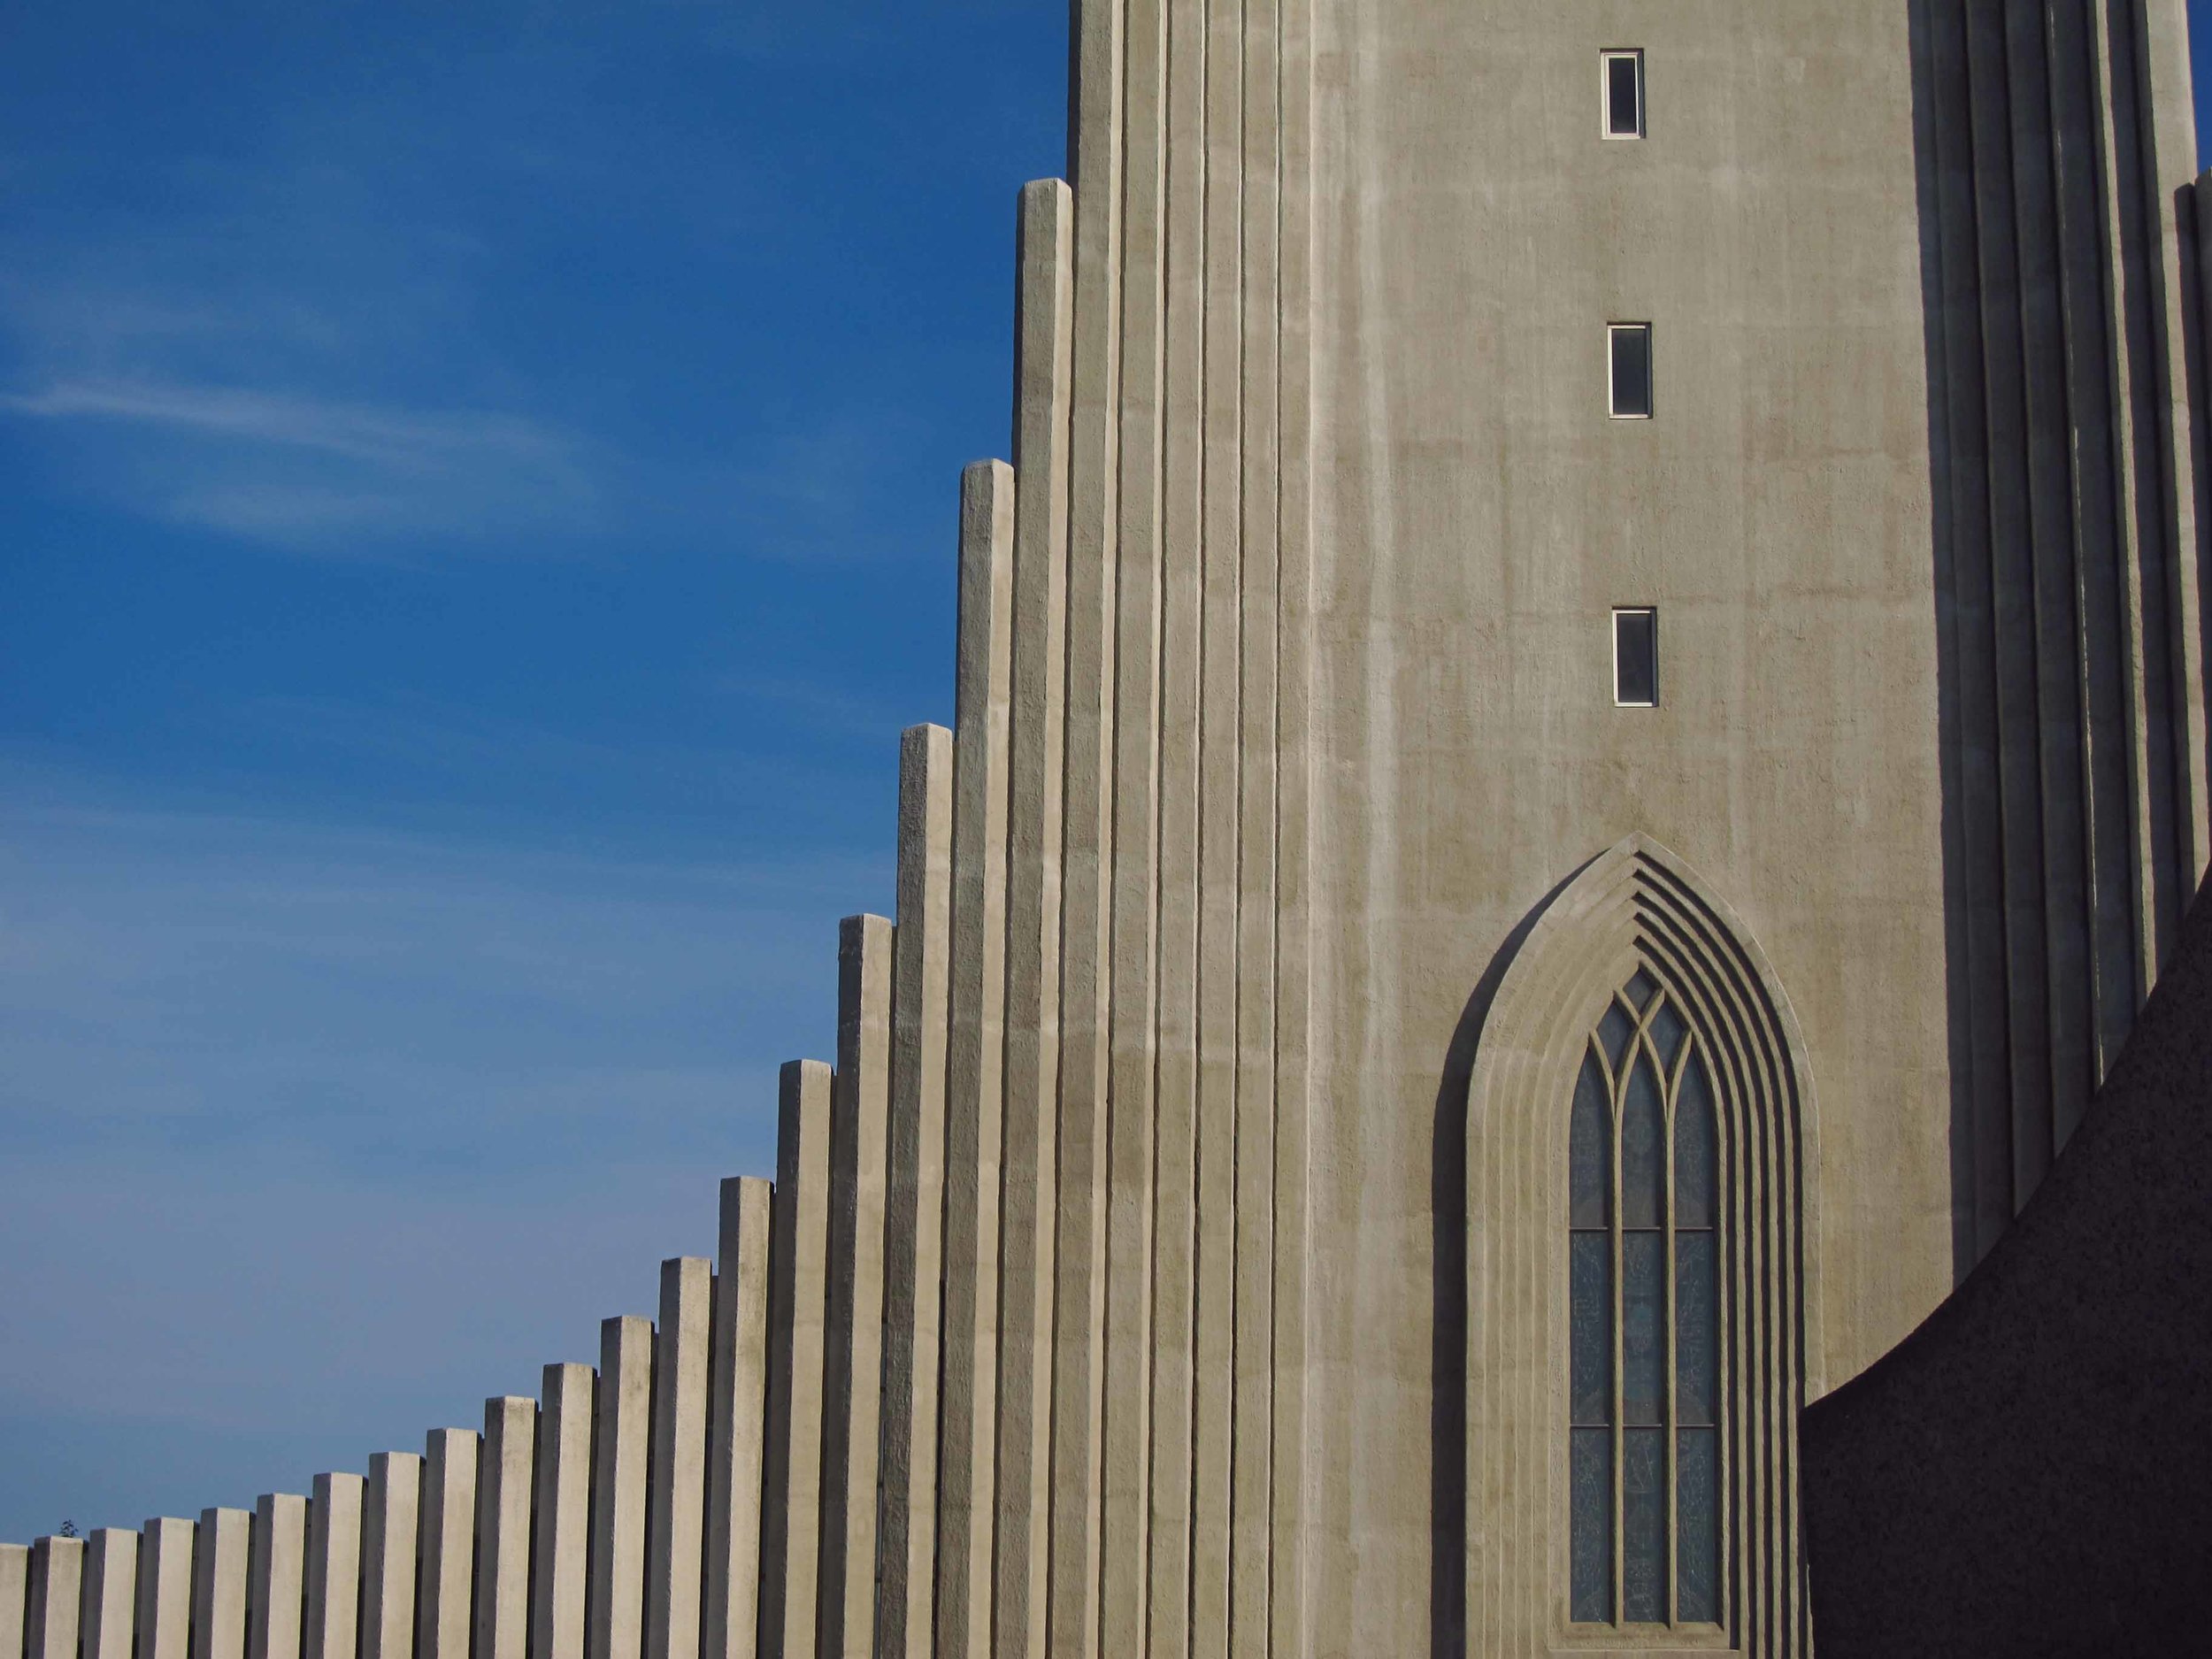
left=705, top=1177, right=772, bottom=1659
left=761, top=1059, right=833, bottom=1659
left=935, top=457, right=1016, bottom=1659
left=648, top=1258, right=711, bottom=1659
left=143, top=1519, right=197, bottom=1659
left=591, top=1316, right=653, bottom=1659
left=250, top=1497, right=308, bottom=1659
left=535, top=1364, right=596, bottom=1659
left=479, top=1398, right=536, bottom=1659
left=419, top=1430, right=479, bottom=1659
left=877, top=723, right=953, bottom=1659
left=821, top=913, right=893, bottom=1659
left=193, top=1510, right=251, bottom=1659
left=26, top=1536, right=83, bottom=1659
left=0, top=1543, right=26, bottom=1659
left=361, top=1454, right=420, bottom=1659
left=81, top=1528, right=139, bottom=1659
left=995, top=173, right=1076, bottom=1659
left=303, top=1480, right=360, bottom=1659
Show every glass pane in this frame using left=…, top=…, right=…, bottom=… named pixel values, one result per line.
left=1621, top=1054, right=1664, bottom=1228
left=1623, top=1427, right=1667, bottom=1623
left=1622, top=1232, right=1664, bottom=1426
left=1624, top=968, right=1658, bottom=1011
left=1599, top=1001, right=1635, bottom=1071
left=1571, top=1233, right=1611, bottom=1425
left=1571, top=1053, right=1610, bottom=1228
left=1675, top=1231, right=1717, bottom=1426
left=1607, top=53, right=1641, bottom=136
left=1611, top=326, right=1653, bottom=419
left=1677, top=1428, right=1720, bottom=1624
left=1614, top=608, right=1657, bottom=703
left=1571, top=1429, right=1613, bottom=1624
left=1648, top=997, right=1687, bottom=1074
left=1675, top=1052, right=1717, bottom=1229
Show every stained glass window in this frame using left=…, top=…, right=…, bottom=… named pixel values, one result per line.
left=1567, top=972, right=1724, bottom=1631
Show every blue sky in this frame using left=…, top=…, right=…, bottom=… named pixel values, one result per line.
left=0, top=0, right=1064, bottom=1541
left=3, top=4, right=2210, bottom=1544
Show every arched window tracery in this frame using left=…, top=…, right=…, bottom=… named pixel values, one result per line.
left=1569, top=968, right=1722, bottom=1629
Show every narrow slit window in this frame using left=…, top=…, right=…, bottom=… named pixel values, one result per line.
left=1609, top=324, right=1653, bottom=419
left=1603, top=50, right=1645, bottom=139
left=1614, top=610, right=1658, bottom=707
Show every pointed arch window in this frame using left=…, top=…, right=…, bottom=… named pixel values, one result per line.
left=1570, top=967, right=1722, bottom=1629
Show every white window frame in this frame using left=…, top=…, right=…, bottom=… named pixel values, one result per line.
left=1608, top=322, right=1654, bottom=420
left=1601, top=50, right=1645, bottom=140
left=1612, top=608, right=1659, bottom=707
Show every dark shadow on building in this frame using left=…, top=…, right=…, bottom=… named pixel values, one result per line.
left=1801, top=874, right=2212, bottom=1655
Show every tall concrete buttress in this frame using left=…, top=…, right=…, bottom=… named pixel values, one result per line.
left=15, top=4, right=2208, bottom=1657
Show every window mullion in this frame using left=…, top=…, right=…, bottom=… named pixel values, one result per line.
left=1662, top=1027, right=1680, bottom=1630
left=1610, top=1042, right=1626, bottom=1628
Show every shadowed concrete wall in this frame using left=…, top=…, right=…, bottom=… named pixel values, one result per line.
left=1801, top=875, right=2212, bottom=1657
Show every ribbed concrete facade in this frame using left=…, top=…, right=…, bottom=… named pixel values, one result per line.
left=8, top=4, right=2209, bottom=1656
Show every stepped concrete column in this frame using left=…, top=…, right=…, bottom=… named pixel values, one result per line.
left=250, top=1498, right=307, bottom=1659
left=649, top=1259, right=712, bottom=1659
left=705, top=1177, right=772, bottom=1659
left=591, top=1317, right=654, bottom=1659
left=535, top=1363, right=596, bottom=1659
left=81, top=1529, right=139, bottom=1659
left=193, top=1510, right=251, bottom=1659
left=361, top=1455, right=420, bottom=1659
left=303, top=1480, right=360, bottom=1659
left=26, top=1536, right=84, bottom=1659
left=478, top=1398, right=536, bottom=1659
left=419, top=1431, right=480, bottom=1659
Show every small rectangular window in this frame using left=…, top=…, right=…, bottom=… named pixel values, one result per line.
left=1614, top=609, right=1658, bottom=706
left=1603, top=50, right=1644, bottom=139
left=1609, top=323, right=1653, bottom=419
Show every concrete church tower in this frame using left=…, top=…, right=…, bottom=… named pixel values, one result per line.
left=9, top=4, right=2208, bottom=1659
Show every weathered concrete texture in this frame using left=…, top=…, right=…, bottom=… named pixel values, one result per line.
left=26, top=1537, right=81, bottom=1659
left=705, top=1179, right=772, bottom=1659
left=249, top=1497, right=307, bottom=1659
left=0, top=1545, right=24, bottom=1659
left=760, top=1060, right=832, bottom=1659
left=303, top=1481, right=358, bottom=1659
left=360, top=1456, right=419, bottom=1659
left=135, top=1531, right=195, bottom=1659
left=1802, top=875, right=2212, bottom=1656
left=592, top=1317, right=653, bottom=1659
left=478, top=1399, right=536, bottom=1659
left=649, top=1259, right=710, bottom=1659
left=194, top=1510, right=251, bottom=1659
left=82, top=1528, right=139, bottom=1659
left=419, top=1430, right=479, bottom=1659
left=876, top=726, right=952, bottom=1659
left=818, top=916, right=891, bottom=1659
left=534, top=1365, right=595, bottom=1659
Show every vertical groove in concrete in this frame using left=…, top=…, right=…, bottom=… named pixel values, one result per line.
left=592, top=1317, right=654, bottom=1659
left=992, top=173, right=1075, bottom=1659
left=761, top=1060, right=833, bottom=1659
left=303, top=1483, right=358, bottom=1659
left=1147, top=2, right=1207, bottom=1651
left=361, top=1455, right=420, bottom=1659
left=478, top=1399, right=537, bottom=1659
left=82, top=1530, right=140, bottom=1659
left=706, top=1179, right=772, bottom=1659
left=1048, top=5, right=1127, bottom=1657
left=26, top=1538, right=83, bottom=1659
left=136, top=1531, right=195, bottom=1659
left=419, top=1430, right=480, bottom=1659
left=535, top=1365, right=596, bottom=1659
left=934, top=458, right=1016, bottom=1659
left=193, top=1511, right=251, bottom=1659
left=1964, top=0, right=2055, bottom=1246
left=649, top=1260, right=711, bottom=1659
left=1102, top=0, right=1170, bottom=1646
left=1229, top=0, right=1282, bottom=1650
left=1269, top=0, right=1314, bottom=1651
left=1189, top=0, right=1245, bottom=1647
left=248, top=1499, right=306, bottom=1659
left=820, top=916, right=893, bottom=1659
left=878, top=725, right=954, bottom=1659
left=2003, top=0, right=2093, bottom=1201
